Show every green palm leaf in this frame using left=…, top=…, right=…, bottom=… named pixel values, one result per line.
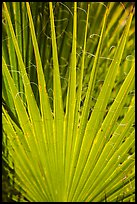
left=2, top=2, right=135, bottom=202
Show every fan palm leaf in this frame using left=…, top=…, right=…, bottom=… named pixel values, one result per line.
left=2, top=2, right=135, bottom=202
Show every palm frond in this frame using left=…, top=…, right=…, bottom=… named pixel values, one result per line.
left=2, top=2, right=135, bottom=202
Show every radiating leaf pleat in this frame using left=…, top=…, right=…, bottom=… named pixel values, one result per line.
left=49, top=2, right=64, bottom=200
